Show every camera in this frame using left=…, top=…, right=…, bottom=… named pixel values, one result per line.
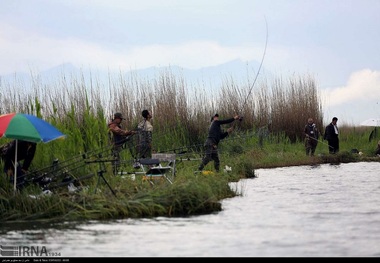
left=239, top=116, right=243, bottom=121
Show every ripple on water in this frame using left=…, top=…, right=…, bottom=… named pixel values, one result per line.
left=1, top=162, right=379, bottom=257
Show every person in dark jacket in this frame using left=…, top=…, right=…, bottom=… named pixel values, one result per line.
left=324, top=117, right=339, bottom=154
left=1, top=140, right=36, bottom=189
left=304, top=118, right=319, bottom=156
left=198, top=113, right=240, bottom=172
left=375, top=140, right=380, bottom=156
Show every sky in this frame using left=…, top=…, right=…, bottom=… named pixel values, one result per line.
left=1, top=0, right=379, bottom=125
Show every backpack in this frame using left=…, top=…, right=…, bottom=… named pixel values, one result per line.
left=0, top=141, right=12, bottom=158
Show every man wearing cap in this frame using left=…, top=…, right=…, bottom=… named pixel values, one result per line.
left=198, top=113, right=240, bottom=173
left=108, top=112, right=136, bottom=173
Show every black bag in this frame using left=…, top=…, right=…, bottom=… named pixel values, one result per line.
left=0, top=142, right=11, bottom=158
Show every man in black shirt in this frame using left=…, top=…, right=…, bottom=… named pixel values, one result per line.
left=198, top=113, right=240, bottom=173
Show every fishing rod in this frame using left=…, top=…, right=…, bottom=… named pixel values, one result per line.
left=240, top=16, right=268, bottom=114
left=153, top=130, right=258, bottom=164
left=20, top=136, right=123, bottom=190
left=26, top=141, right=114, bottom=179
left=110, top=127, right=258, bottom=171
left=157, top=129, right=257, bottom=153
left=306, top=135, right=335, bottom=149
left=231, top=16, right=268, bottom=134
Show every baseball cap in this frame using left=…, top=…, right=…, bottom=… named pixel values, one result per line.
left=114, top=112, right=125, bottom=120
left=211, top=113, right=219, bottom=122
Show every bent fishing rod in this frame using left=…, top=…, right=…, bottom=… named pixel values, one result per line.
left=241, top=16, right=268, bottom=114
left=232, top=16, right=268, bottom=133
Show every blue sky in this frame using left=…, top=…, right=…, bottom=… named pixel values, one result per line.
left=1, top=0, right=379, bottom=125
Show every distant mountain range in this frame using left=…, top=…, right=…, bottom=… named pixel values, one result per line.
left=0, top=59, right=269, bottom=89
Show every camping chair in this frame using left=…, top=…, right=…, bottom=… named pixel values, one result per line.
left=138, top=153, right=176, bottom=184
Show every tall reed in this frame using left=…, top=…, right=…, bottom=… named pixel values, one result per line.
left=1, top=67, right=379, bottom=221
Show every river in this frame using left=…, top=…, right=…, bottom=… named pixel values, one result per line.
left=1, top=162, right=379, bottom=257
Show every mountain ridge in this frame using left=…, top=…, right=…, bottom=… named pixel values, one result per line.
left=0, top=59, right=266, bottom=88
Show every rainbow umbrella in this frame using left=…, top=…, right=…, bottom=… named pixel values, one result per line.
left=0, top=113, right=66, bottom=192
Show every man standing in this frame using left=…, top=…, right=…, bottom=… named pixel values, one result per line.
left=375, top=140, right=380, bottom=156
left=198, top=113, right=240, bottom=173
left=108, top=112, right=136, bottom=173
left=304, top=118, right=319, bottom=156
left=1, top=140, right=36, bottom=190
left=324, top=117, right=339, bottom=154
left=136, top=109, right=153, bottom=159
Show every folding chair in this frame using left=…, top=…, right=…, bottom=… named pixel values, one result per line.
left=139, top=153, right=176, bottom=184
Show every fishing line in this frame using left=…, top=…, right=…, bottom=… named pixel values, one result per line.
left=240, top=15, right=268, bottom=114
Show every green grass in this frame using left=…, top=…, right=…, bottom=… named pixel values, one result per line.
left=1, top=70, right=379, bottom=222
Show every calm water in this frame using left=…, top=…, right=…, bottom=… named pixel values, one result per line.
left=1, top=162, right=379, bottom=257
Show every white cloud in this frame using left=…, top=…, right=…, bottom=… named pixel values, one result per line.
left=322, top=69, right=380, bottom=107
left=63, top=0, right=235, bottom=12
left=321, top=69, right=380, bottom=125
left=126, top=41, right=264, bottom=70
left=0, top=22, right=267, bottom=74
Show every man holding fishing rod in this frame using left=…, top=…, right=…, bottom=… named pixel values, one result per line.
left=304, top=118, right=319, bottom=156
left=197, top=113, right=241, bottom=173
left=108, top=112, right=137, bottom=173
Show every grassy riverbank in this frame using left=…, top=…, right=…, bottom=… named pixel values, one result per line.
left=1, top=70, right=379, bottom=222
left=1, top=137, right=378, bottom=223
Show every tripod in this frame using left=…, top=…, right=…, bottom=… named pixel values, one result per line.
left=95, top=168, right=116, bottom=196
left=85, top=158, right=116, bottom=196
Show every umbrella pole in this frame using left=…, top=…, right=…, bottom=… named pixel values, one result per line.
left=14, top=140, right=18, bottom=193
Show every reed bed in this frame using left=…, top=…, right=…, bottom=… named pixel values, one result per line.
left=0, top=68, right=379, bottom=222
